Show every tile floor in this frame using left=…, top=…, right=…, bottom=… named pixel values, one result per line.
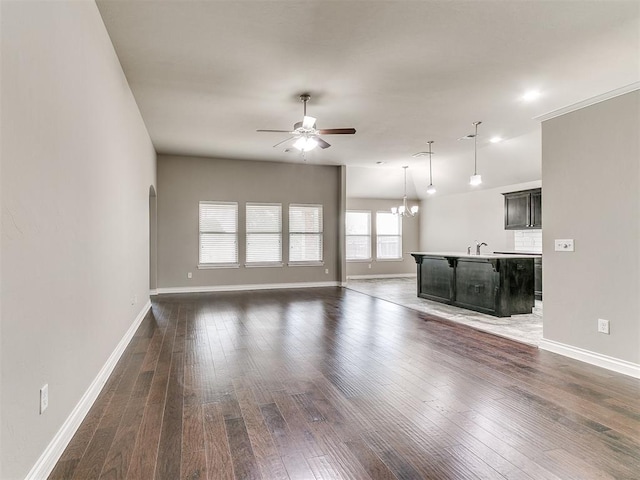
left=346, top=276, right=543, bottom=346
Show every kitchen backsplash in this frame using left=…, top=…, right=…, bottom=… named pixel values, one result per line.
left=514, top=230, right=542, bottom=253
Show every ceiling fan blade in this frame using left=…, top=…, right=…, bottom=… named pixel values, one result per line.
left=316, top=137, right=331, bottom=149
left=302, top=116, right=316, bottom=129
left=272, top=137, right=296, bottom=148
left=317, top=128, right=356, bottom=135
left=257, top=129, right=291, bottom=133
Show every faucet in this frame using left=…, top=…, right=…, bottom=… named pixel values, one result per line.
left=467, top=245, right=471, bottom=255
left=476, top=241, right=488, bottom=255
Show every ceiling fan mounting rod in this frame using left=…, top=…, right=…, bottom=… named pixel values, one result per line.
left=300, top=93, right=311, bottom=116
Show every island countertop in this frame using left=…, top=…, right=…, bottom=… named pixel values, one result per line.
left=410, top=251, right=538, bottom=259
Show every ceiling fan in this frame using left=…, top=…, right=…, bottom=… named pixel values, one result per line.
left=257, top=94, right=356, bottom=152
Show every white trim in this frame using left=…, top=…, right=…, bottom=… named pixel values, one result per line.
left=347, top=273, right=416, bottom=280
left=244, top=262, right=284, bottom=268
left=539, top=338, right=640, bottom=379
left=534, top=82, right=640, bottom=122
left=150, top=289, right=158, bottom=296
left=25, top=300, right=153, bottom=480
left=198, top=263, right=240, bottom=269
left=156, top=281, right=340, bottom=295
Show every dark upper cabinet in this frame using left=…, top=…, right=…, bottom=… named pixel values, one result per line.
left=503, top=188, right=542, bottom=230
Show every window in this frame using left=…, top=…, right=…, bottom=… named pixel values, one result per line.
left=376, top=211, right=402, bottom=260
left=246, top=203, right=282, bottom=265
left=289, top=204, right=323, bottom=264
left=199, top=201, right=238, bottom=266
left=346, top=211, right=371, bottom=261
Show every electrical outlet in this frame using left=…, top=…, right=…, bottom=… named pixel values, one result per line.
left=187, top=272, right=192, bottom=279
left=40, top=384, right=49, bottom=414
left=368, top=264, right=372, bottom=269
left=597, top=318, right=610, bottom=334
left=325, top=268, right=329, bottom=274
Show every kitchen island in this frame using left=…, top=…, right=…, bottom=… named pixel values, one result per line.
left=410, top=252, right=535, bottom=317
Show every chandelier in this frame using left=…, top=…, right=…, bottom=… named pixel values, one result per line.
left=391, top=166, right=419, bottom=217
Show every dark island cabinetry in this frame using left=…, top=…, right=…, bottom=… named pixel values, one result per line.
left=534, top=257, right=542, bottom=300
left=503, top=188, right=542, bottom=229
left=411, top=253, right=535, bottom=317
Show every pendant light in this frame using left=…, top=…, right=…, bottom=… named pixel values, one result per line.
left=426, top=140, right=436, bottom=195
left=469, top=121, right=482, bottom=186
left=391, top=166, right=419, bottom=216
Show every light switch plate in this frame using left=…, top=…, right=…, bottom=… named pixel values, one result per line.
left=554, top=239, right=574, bottom=252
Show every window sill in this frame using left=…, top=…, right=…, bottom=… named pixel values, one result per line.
left=347, top=259, right=373, bottom=263
left=376, top=258, right=404, bottom=262
left=244, top=263, right=284, bottom=268
left=288, top=261, right=324, bottom=267
left=198, top=263, right=240, bottom=269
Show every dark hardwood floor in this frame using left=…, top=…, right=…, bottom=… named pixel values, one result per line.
left=49, top=287, right=640, bottom=479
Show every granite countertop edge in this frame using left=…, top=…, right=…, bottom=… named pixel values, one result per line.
left=410, top=251, right=541, bottom=259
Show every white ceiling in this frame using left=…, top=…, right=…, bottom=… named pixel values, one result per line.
left=96, top=0, right=639, bottom=199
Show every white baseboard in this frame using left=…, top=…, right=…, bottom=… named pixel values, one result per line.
left=347, top=273, right=416, bottom=280
left=149, top=289, right=158, bottom=296
left=156, top=281, right=340, bottom=295
left=25, top=300, right=152, bottom=480
left=539, top=338, right=640, bottom=379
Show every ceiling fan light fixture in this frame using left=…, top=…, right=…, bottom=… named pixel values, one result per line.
left=256, top=93, right=355, bottom=154
left=293, top=136, right=318, bottom=152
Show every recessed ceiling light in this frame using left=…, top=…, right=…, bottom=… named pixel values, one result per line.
left=522, top=90, right=541, bottom=102
left=376, top=161, right=386, bottom=164
left=490, top=136, right=502, bottom=143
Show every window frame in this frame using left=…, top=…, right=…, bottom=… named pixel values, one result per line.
left=288, top=203, right=324, bottom=266
left=375, top=211, right=403, bottom=261
left=345, top=210, right=372, bottom=262
left=245, top=202, right=283, bottom=267
left=198, top=201, right=239, bottom=269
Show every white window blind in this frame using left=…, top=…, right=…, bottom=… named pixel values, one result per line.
left=376, top=211, right=402, bottom=260
left=246, top=203, right=282, bottom=265
left=199, top=202, right=238, bottom=265
left=346, top=211, right=371, bottom=260
left=289, top=204, right=323, bottom=263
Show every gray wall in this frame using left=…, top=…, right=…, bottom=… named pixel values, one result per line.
left=419, top=180, right=542, bottom=253
left=1, top=2, right=156, bottom=478
left=157, top=155, right=343, bottom=289
left=345, top=197, right=419, bottom=277
left=542, top=91, right=639, bottom=364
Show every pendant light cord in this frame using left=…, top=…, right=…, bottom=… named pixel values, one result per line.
left=428, top=141, right=433, bottom=184
left=403, top=166, right=407, bottom=197
left=473, top=121, right=481, bottom=175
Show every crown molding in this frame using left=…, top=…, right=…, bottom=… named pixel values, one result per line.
left=534, top=82, right=640, bottom=122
